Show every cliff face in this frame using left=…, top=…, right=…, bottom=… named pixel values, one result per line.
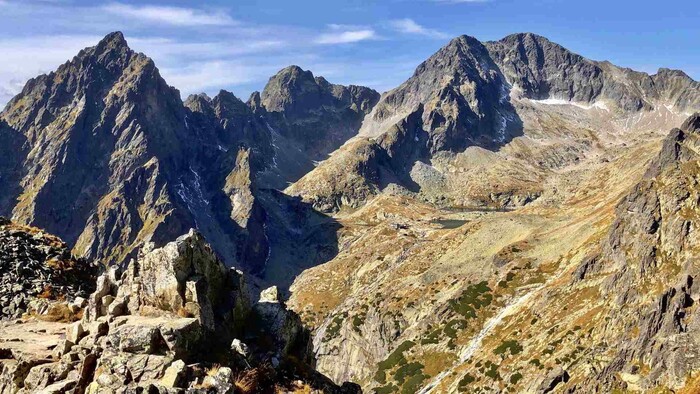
left=0, top=32, right=377, bottom=278
left=260, top=66, right=380, bottom=164
left=568, top=113, right=700, bottom=391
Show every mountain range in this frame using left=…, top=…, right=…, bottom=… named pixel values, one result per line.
left=2, top=30, right=700, bottom=393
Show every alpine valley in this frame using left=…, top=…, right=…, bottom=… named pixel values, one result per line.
left=2, top=31, right=700, bottom=393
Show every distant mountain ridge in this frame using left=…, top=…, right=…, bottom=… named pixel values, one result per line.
left=290, top=32, right=700, bottom=214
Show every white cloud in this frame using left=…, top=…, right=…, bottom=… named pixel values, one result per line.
left=102, top=3, right=235, bottom=26
left=160, top=61, right=269, bottom=95
left=315, top=28, right=376, bottom=45
left=389, top=18, right=448, bottom=39
left=433, top=0, right=489, bottom=3
left=129, top=37, right=285, bottom=59
left=0, top=35, right=102, bottom=107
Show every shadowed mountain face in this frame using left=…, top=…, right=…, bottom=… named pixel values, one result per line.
left=360, top=35, right=523, bottom=152
left=3, top=31, right=700, bottom=279
left=1, top=32, right=194, bottom=265
left=0, top=32, right=372, bottom=279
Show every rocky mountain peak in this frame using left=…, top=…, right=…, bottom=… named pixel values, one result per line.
left=74, top=30, right=136, bottom=77
left=183, top=93, right=213, bottom=115
left=360, top=31, right=516, bottom=153
left=93, top=31, right=129, bottom=54
left=656, top=67, right=692, bottom=79
left=257, top=65, right=379, bottom=164
left=681, top=112, right=700, bottom=132
left=211, top=89, right=251, bottom=120
left=261, top=65, right=327, bottom=115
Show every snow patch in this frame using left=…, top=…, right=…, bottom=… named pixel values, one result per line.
left=263, top=222, right=271, bottom=267
left=189, top=166, right=209, bottom=206
left=265, top=122, right=280, bottom=168
left=531, top=98, right=610, bottom=111
left=496, top=115, right=508, bottom=143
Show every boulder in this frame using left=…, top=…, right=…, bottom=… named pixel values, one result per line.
left=160, top=359, right=186, bottom=388
left=536, top=366, right=570, bottom=393
left=201, top=366, right=234, bottom=394
left=260, top=286, right=279, bottom=303
left=231, top=339, right=249, bottom=358
left=108, top=324, right=164, bottom=354
left=66, top=322, right=85, bottom=344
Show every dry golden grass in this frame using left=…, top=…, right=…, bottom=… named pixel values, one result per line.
left=177, top=306, right=195, bottom=318
left=34, top=303, right=82, bottom=323
left=679, top=373, right=700, bottom=394
left=276, top=382, right=314, bottom=393
left=206, top=364, right=222, bottom=377
left=234, top=368, right=263, bottom=394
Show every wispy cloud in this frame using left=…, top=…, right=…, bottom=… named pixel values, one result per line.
left=389, top=18, right=448, bottom=39
left=102, top=3, right=235, bottom=26
left=129, top=37, right=285, bottom=59
left=0, top=2, right=410, bottom=106
left=0, top=34, right=102, bottom=106
left=161, top=61, right=271, bottom=94
left=432, top=0, right=489, bottom=3
left=315, top=25, right=376, bottom=45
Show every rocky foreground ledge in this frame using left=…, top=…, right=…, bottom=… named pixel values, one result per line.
left=0, top=229, right=359, bottom=393
left=0, top=217, right=96, bottom=319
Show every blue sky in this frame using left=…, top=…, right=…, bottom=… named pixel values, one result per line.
left=0, top=0, right=699, bottom=107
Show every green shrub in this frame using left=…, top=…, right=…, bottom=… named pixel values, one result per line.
left=443, top=319, right=467, bottom=338
left=374, top=341, right=416, bottom=382
left=323, top=312, right=347, bottom=342
left=374, top=384, right=397, bottom=394
left=401, top=373, right=428, bottom=394
left=421, top=329, right=441, bottom=345
left=450, top=281, right=493, bottom=319
left=509, top=372, right=523, bottom=384
left=458, top=373, right=476, bottom=392
left=493, top=340, right=523, bottom=357
left=394, top=362, right=424, bottom=385
left=352, top=312, right=367, bottom=333
left=484, top=361, right=500, bottom=380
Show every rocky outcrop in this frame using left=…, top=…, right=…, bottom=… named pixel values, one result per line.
left=0, top=230, right=357, bottom=393
left=259, top=65, right=380, bottom=163
left=360, top=35, right=521, bottom=153
left=0, top=218, right=95, bottom=319
left=571, top=113, right=700, bottom=391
